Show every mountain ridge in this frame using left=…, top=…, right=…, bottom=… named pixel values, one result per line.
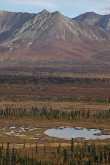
left=0, top=9, right=110, bottom=69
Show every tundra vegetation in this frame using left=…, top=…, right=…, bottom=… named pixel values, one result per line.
left=0, top=74, right=110, bottom=164
left=0, top=141, right=110, bottom=165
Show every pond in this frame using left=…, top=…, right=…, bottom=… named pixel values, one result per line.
left=44, top=127, right=110, bottom=140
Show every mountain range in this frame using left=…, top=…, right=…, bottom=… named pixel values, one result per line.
left=0, top=10, right=110, bottom=70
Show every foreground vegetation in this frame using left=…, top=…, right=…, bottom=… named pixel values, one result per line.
left=0, top=74, right=109, bottom=164
left=0, top=141, right=110, bottom=165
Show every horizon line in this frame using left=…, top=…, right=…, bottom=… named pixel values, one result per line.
left=0, top=9, right=110, bottom=18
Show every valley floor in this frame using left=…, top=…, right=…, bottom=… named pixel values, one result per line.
left=0, top=72, right=109, bottom=164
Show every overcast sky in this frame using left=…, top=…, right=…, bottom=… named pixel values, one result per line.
left=1, top=0, right=110, bottom=17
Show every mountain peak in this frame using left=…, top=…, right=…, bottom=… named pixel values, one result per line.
left=52, top=11, right=63, bottom=17
left=74, top=11, right=101, bottom=20
left=0, top=10, right=10, bottom=16
left=74, top=11, right=102, bottom=26
left=82, top=12, right=100, bottom=16
left=39, top=9, right=50, bottom=15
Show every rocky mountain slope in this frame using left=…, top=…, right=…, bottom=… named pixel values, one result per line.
left=74, top=12, right=110, bottom=31
left=0, top=10, right=110, bottom=68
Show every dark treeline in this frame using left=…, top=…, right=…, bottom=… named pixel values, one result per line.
left=0, top=75, right=110, bottom=86
left=0, top=106, right=110, bottom=121
left=0, top=141, right=110, bottom=165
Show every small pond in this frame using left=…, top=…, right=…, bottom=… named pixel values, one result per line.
left=44, top=127, right=110, bottom=140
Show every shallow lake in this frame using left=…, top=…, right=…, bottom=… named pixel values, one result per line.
left=44, top=127, right=110, bottom=140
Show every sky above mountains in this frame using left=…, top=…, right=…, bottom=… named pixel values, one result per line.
left=0, top=0, right=110, bottom=17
